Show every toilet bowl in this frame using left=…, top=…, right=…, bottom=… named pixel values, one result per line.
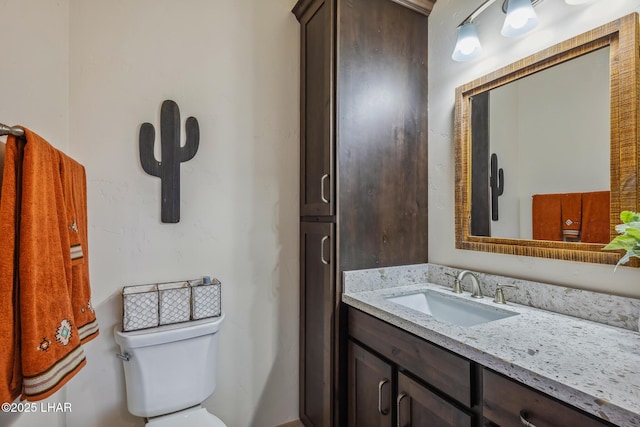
left=146, top=405, right=226, bottom=427
left=114, top=313, right=226, bottom=426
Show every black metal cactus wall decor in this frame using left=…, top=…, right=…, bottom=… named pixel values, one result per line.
left=490, top=153, right=504, bottom=221
left=139, top=100, right=199, bottom=223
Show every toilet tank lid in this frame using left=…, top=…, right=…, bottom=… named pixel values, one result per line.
left=114, top=312, right=225, bottom=349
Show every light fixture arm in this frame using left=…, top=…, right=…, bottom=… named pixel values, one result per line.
left=457, top=0, right=499, bottom=27
left=457, top=0, right=545, bottom=27
left=453, top=0, right=547, bottom=62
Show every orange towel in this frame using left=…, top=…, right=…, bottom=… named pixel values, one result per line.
left=0, top=128, right=98, bottom=403
left=532, top=193, right=563, bottom=241
left=59, top=153, right=99, bottom=343
left=0, top=137, right=24, bottom=403
left=560, top=193, right=582, bottom=241
left=581, top=191, right=610, bottom=244
left=0, top=141, right=5, bottom=197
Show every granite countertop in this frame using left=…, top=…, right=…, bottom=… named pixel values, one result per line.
left=343, top=281, right=640, bottom=426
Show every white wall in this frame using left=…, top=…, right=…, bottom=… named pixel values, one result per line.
left=66, top=1, right=300, bottom=426
left=429, top=0, right=640, bottom=298
left=0, top=0, right=69, bottom=149
left=489, top=47, right=610, bottom=239
left=488, top=82, right=520, bottom=238
left=0, top=2, right=70, bottom=426
left=1, top=0, right=300, bottom=426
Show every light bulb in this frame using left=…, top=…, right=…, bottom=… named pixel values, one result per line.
left=502, top=0, right=538, bottom=37
left=452, top=22, right=483, bottom=62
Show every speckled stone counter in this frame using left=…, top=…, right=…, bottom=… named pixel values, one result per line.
left=343, top=264, right=640, bottom=427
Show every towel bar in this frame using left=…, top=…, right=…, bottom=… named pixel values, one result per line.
left=0, top=123, right=25, bottom=137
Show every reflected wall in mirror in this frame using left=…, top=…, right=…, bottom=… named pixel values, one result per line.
left=455, top=13, right=640, bottom=265
left=470, top=47, right=610, bottom=241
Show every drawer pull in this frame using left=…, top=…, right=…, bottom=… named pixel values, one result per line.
left=320, top=174, right=330, bottom=204
left=320, top=236, right=330, bottom=265
left=378, top=378, right=389, bottom=415
left=520, top=410, right=537, bottom=427
left=397, top=392, right=409, bottom=427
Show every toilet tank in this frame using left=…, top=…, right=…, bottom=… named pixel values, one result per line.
left=114, top=313, right=225, bottom=418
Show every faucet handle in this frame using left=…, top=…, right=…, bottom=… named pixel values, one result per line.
left=444, top=272, right=462, bottom=293
left=494, top=283, right=517, bottom=304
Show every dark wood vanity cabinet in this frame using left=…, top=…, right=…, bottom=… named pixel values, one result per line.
left=348, top=308, right=475, bottom=427
left=293, top=0, right=433, bottom=425
left=348, top=340, right=473, bottom=427
left=348, top=307, right=618, bottom=427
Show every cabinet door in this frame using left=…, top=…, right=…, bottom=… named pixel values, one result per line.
left=337, top=0, right=428, bottom=271
left=300, top=222, right=335, bottom=427
left=347, top=340, right=393, bottom=427
left=397, top=372, right=473, bottom=427
left=299, top=0, right=334, bottom=217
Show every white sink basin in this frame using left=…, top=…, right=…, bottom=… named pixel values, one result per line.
left=385, top=290, right=519, bottom=327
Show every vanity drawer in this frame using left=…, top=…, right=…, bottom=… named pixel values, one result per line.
left=483, top=369, right=612, bottom=427
left=348, top=308, right=472, bottom=407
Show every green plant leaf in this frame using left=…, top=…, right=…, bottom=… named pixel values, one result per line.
left=603, top=235, right=637, bottom=251
left=627, top=221, right=640, bottom=229
left=604, top=243, right=627, bottom=251
left=621, top=211, right=640, bottom=223
left=626, top=227, right=640, bottom=241
left=604, top=211, right=640, bottom=270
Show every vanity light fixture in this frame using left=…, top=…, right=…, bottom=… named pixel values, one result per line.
left=501, top=0, right=538, bottom=37
left=452, top=0, right=544, bottom=62
left=451, top=22, right=483, bottom=61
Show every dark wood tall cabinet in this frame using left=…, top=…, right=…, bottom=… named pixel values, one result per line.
left=293, top=0, right=434, bottom=425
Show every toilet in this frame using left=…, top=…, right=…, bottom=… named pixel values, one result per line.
left=114, top=313, right=226, bottom=426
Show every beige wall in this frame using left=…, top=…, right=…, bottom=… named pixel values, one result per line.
left=66, top=1, right=300, bottom=426
left=0, top=0, right=69, bottom=149
left=428, top=0, right=640, bottom=298
left=1, top=0, right=300, bottom=426
left=0, top=2, right=70, bottom=426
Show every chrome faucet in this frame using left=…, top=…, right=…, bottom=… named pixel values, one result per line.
left=456, top=270, right=483, bottom=298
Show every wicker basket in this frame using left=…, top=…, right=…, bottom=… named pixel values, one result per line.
left=158, top=281, right=191, bottom=325
left=191, top=277, right=222, bottom=320
left=122, top=284, right=159, bottom=331
left=121, top=276, right=222, bottom=332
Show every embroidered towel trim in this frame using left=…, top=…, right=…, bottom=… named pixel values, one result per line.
left=560, top=193, right=582, bottom=241
left=0, top=128, right=99, bottom=403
